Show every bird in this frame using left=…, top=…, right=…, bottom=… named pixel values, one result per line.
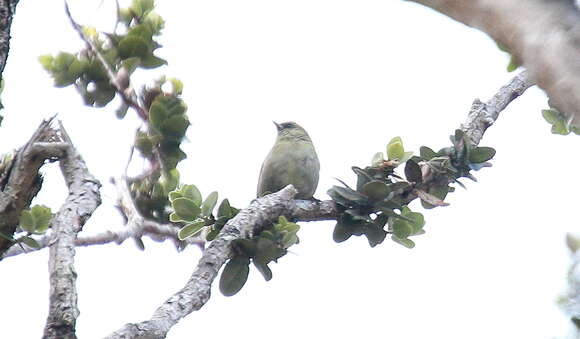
left=257, top=121, right=320, bottom=199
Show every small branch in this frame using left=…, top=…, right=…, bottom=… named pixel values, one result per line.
left=43, top=122, right=101, bottom=339
left=106, top=185, right=299, bottom=339
left=1, top=219, right=203, bottom=259
left=64, top=1, right=147, bottom=120
left=461, top=71, right=534, bottom=145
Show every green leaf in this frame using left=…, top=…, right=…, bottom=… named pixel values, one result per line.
left=333, top=217, right=354, bottom=243
left=178, top=220, right=205, bottom=240
left=391, top=236, right=415, bottom=249
left=119, top=35, right=149, bottom=59
left=18, top=236, right=40, bottom=249
left=327, top=186, right=369, bottom=207
left=387, top=136, right=404, bottom=160
left=30, top=205, right=52, bottom=233
left=421, top=184, right=450, bottom=209
left=19, top=210, right=34, bottom=233
left=391, top=219, right=413, bottom=239
left=140, top=54, right=168, bottom=69
left=371, top=152, right=384, bottom=167
left=217, top=199, right=232, bottom=218
left=182, top=184, right=202, bottom=206
left=161, top=114, right=190, bottom=141
left=171, top=197, right=201, bottom=221
left=469, top=147, right=496, bottom=163
left=201, top=191, right=218, bottom=217
left=38, top=54, right=54, bottom=70
left=253, top=260, right=273, bottom=281
left=362, top=181, right=390, bottom=201
left=232, top=239, right=256, bottom=257
left=219, top=257, right=250, bottom=297
left=167, top=77, right=183, bottom=95
left=364, top=224, right=387, bottom=247
left=419, top=146, right=438, bottom=160
left=169, top=212, right=182, bottom=222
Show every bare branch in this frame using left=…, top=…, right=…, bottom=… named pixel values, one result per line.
left=43, top=122, right=101, bottom=339
left=461, top=71, right=533, bottom=145
left=407, top=0, right=580, bottom=125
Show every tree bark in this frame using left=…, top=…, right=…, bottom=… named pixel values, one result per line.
left=42, top=122, right=101, bottom=339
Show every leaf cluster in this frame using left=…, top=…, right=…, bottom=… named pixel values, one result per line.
left=0, top=205, right=53, bottom=250
left=219, top=216, right=300, bottom=296
left=169, top=184, right=239, bottom=242
left=328, top=132, right=495, bottom=248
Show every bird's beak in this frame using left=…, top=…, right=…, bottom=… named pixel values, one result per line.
left=273, top=121, right=282, bottom=131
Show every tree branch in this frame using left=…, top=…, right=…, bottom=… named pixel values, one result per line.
left=104, top=70, right=534, bottom=338
left=407, top=0, right=580, bottom=124
left=106, top=185, right=299, bottom=339
left=461, top=71, right=533, bottom=145
left=43, top=122, right=101, bottom=339
left=0, top=117, right=61, bottom=256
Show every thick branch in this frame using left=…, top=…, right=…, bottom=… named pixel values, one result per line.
left=43, top=122, right=101, bottom=339
left=408, top=0, right=580, bottom=124
left=0, top=117, right=60, bottom=256
left=106, top=185, right=299, bottom=339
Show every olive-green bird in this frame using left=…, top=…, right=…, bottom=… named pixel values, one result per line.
left=257, top=121, right=320, bottom=199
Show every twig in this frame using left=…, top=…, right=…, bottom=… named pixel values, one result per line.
left=63, top=1, right=147, bottom=120
left=461, top=70, right=533, bottom=145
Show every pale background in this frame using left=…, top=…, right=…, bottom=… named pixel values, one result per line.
left=0, top=1, right=577, bottom=338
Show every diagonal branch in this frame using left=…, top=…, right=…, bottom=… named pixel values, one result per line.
left=43, top=122, right=101, bottom=339
left=106, top=185, right=299, bottom=339
left=461, top=71, right=533, bottom=145
left=104, top=71, right=534, bottom=338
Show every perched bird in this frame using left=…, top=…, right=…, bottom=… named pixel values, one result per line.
left=257, top=121, right=320, bottom=199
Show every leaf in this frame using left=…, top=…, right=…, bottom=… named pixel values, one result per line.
left=18, top=236, right=40, bottom=249
left=364, top=224, right=387, bottom=247
left=177, top=220, right=205, bottom=240
left=327, top=186, right=369, bottom=207
left=182, top=184, right=202, bottom=206
left=217, top=199, right=232, bottom=218
left=219, top=257, right=250, bottom=296
left=19, top=210, right=34, bottom=233
left=118, top=35, right=149, bottom=59
left=253, top=260, right=273, bottom=281
left=171, top=197, right=201, bottom=221
left=391, top=236, right=415, bottom=249
left=404, top=159, right=422, bottom=183
left=415, top=189, right=449, bottom=207
left=333, top=220, right=353, bottom=243
left=469, top=147, right=496, bottom=163
left=201, top=191, right=218, bottom=217
left=419, top=146, right=438, bottom=160
left=387, top=136, right=404, bottom=160
left=371, top=152, right=384, bottom=167
left=362, top=181, right=390, bottom=201
left=30, top=205, right=52, bottom=233
left=391, top=219, right=413, bottom=239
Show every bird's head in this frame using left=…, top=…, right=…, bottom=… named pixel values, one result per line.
left=273, top=121, right=312, bottom=141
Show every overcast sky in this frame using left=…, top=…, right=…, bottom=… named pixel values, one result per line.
left=1, top=1, right=578, bottom=338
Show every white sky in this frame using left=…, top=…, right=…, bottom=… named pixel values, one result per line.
left=0, top=1, right=578, bottom=338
